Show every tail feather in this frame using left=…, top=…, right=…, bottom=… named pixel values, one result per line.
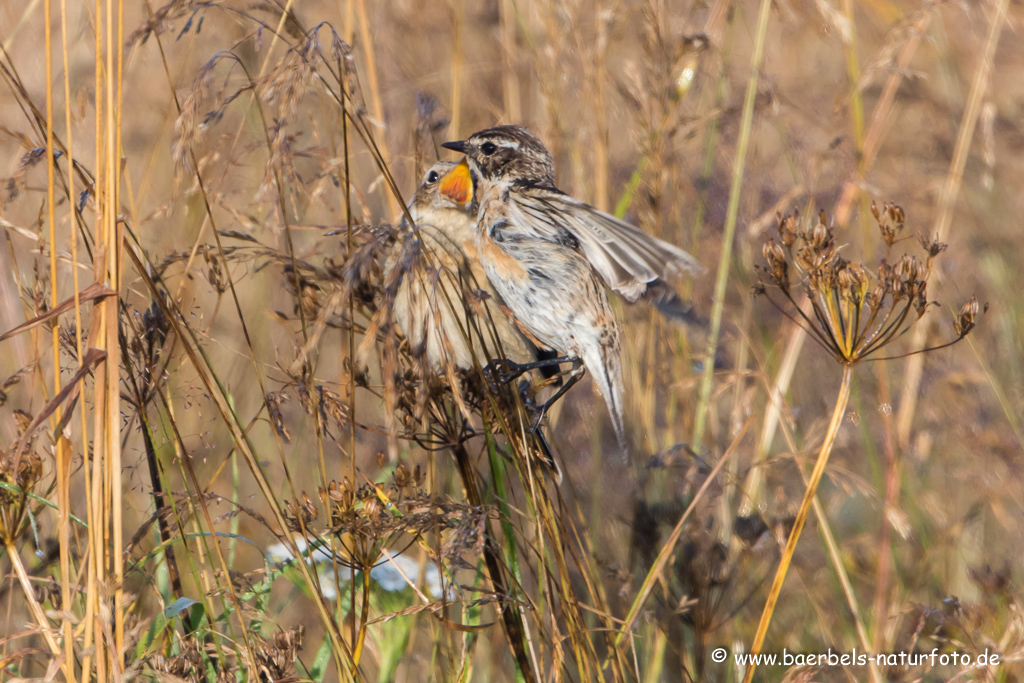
left=581, top=339, right=628, bottom=458
left=646, top=280, right=707, bottom=328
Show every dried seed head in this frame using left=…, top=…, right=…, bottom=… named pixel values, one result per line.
left=363, top=497, right=382, bottom=520
left=887, top=203, right=905, bottom=224
left=394, top=462, right=413, bottom=489
left=320, top=479, right=355, bottom=526
left=13, top=410, right=32, bottom=435
left=776, top=211, right=798, bottom=248
left=919, top=234, right=948, bottom=260
left=836, top=261, right=867, bottom=304
left=15, top=451, right=43, bottom=493
left=865, top=284, right=885, bottom=311
left=171, top=56, right=218, bottom=182
left=874, top=201, right=905, bottom=247
left=762, top=239, right=789, bottom=292
left=954, top=297, right=979, bottom=338
left=914, top=289, right=928, bottom=317
left=319, top=483, right=336, bottom=506
left=795, top=216, right=837, bottom=277
left=265, top=391, right=291, bottom=442
left=757, top=203, right=974, bottom=364
left=894, top=254, right=918, bottom=281
left=260, top=45, right=315, bottom=119
left=313, top=386, right=347, bottom=430
left=284, top=492, right=319, bottom=531
left=141, top=302, right=170, bottom=348
left=808, top=219, right=833, bottom=255
left=892, top=254, right=928, bottom=302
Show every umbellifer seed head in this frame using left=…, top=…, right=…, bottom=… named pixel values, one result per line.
left=763, top=239, right=789, bottom=291
left=954, top=297, right=979, bottom=338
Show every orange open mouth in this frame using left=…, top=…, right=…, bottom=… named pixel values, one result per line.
left=439, top=158, right=473, bottom=206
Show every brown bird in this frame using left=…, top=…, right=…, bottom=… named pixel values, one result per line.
left=384, top=160, right=560, bottom=469
left=383, top=160, right=539, bottom=371
left=441, top=125, right=702, bottom=455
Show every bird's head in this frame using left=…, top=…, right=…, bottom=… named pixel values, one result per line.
left=442, top=125, right=554, bottom=185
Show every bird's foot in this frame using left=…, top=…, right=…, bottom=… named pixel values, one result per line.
left=484, top=356, right=574, bottom=385
left=483, top=358, right=522, bottom=386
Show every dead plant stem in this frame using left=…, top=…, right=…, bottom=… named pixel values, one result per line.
left=741, top=363, right=853, bottom=683
left=692, top=0, right=772, bottom=451
left=896, top=0, right=1007, bottom=448
left=4, top=538, right=61, bottom=656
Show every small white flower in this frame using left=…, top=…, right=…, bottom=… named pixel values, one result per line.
left=268, top=538, right=452, bottom=599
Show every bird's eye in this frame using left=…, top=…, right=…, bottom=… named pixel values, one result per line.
left=480, top=141, right=498, bottom=155
left=426, top=170, right=440, bottom=183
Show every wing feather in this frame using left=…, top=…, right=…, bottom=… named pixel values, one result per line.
left=507, top=190, right=703, bottom=301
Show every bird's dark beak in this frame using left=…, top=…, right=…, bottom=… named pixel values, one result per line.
left=441, top=140, right=467, bottom=153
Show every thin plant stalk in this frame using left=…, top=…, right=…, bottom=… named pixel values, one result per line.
left=355, top=0, right=396, bottom=217
left=43, top=0, right=75, bottom=677
left=82, top=0, right=110, bottom=676
left=739, top=310, right=808, bottom=515
left=592, top=5, right=608, bottom=212
left=449, top=0, right=463, bottom=140
left=478, top=428, right=537, bottom=683
left=741, top=363, right=853, bottom=683
left=111, top=0, right=128, bottom=660
left=870, top=360, right=899, bottom=654
left=4, top=538, right=61, bottom=657
left=799, top=451, right=881, bottom=683
left=838, top=0, right=874, bottom=250
left=835, top=11, right=933, bottom=226
left=764, top=368, right=881, bottom=683
left=499, top=0, right=520, bottom=122
left=895, top=0, right=1008, bottom=448
left=614, top=417, right=750, bottom=650
left=59, top=0, right=87, bottom=675
left=691, top=0, right=773, bottom=451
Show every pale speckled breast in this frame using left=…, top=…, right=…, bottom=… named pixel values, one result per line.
left=386, top=205, right=537, bottom=369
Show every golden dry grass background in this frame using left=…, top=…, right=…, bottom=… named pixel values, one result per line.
left=0, top=0, right=1021, bottom=681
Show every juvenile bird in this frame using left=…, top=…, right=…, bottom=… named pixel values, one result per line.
left=441, top=125, right=702, bottom=455
left=383, top=160, right=539, bottom=371
left=384, top=160, right=560, bottom=470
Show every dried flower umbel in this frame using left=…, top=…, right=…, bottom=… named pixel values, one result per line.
left=756, top=204, right=975, bottom=363
left=279, top=464, right=481, bottom=584
left=743, top=204, right=979, bottom=683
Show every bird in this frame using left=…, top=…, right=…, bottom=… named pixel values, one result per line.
left=440, top=125, right=702, bottom=455
left=383, top=160, right=540, bottom=371
left=383, top=159, right=562, bottom=470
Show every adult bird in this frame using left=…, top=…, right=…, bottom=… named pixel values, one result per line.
left=441, top=125, right=702, bottom=455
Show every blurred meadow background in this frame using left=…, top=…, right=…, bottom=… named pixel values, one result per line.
left=0, top=0, right=1020, bottom=681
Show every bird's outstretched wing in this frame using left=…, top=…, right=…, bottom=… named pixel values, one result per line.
left=507, top=188, right=703, bottom=302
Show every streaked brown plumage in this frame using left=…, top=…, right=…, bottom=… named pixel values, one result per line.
left=442, top=125, right=702, bottom=455
left=383, top=160, right=539, bottom=371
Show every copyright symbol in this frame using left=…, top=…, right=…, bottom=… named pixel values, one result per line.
left=712, top=647, right=727, bottom=663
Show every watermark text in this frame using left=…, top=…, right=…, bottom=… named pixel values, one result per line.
left=709, top=646, right=1000, bottom=669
